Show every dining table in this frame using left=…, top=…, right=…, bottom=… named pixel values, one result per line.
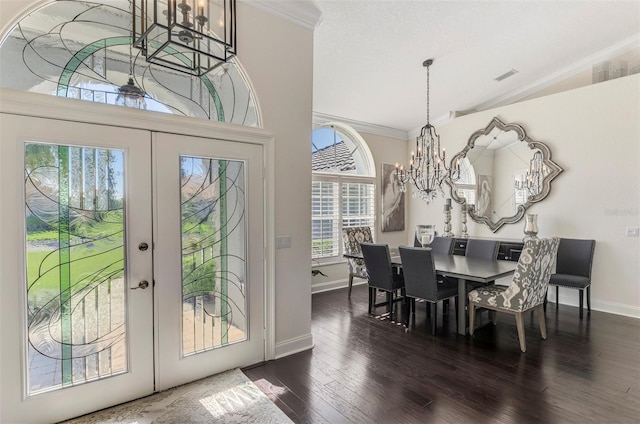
left=347, top=247, right=518, bottom=335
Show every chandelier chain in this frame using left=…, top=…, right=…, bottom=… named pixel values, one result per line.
left=426, top=62, right=430, bottom=126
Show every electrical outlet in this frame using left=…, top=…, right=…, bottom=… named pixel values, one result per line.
left=626, top=227, right=640, bottom=237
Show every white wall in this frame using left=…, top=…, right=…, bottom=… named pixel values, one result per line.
left=409, top=74, right=640, bottom=318
left=0, top=1, right=316, bottom=358
left=237, top=3, right=315, bottom=357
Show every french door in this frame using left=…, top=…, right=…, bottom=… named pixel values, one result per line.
left=153, top=132, right=264, bottom=390
left=0, top=114, right=265, bottom=423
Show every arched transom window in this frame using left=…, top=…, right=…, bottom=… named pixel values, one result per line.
left=0, top=0, right=259, bottom=126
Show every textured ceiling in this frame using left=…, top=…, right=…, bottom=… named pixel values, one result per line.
left=312, top=0, right=640, bottom=133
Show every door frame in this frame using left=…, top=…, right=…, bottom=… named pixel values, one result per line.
left=0, top=89, right=277, bottom=359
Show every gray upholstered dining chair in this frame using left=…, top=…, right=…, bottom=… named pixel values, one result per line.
left=468, top=237, right=560, bottom=352
left=465, top=239, right=500, bottom=290
left=399, top=246, right=458, bottom=335
left=465, top=239, right=499, bottom=260
left=426, top=236, right=455, bottom=312
left=359, top=243, right=405, bottom=318
left=342, top=226, right=374, bottom=298
left=427, top=236, right=454, bottom=255
left=547, top=238, right=596, bottom=319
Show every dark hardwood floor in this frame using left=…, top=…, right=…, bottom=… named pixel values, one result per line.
left=244, top=284, right=640, bottom=423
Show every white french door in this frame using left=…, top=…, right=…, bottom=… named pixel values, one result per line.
left=0, top=114, right=266, bottom=423
left=153, top=132, right=264, bottom=390
left=0, top=114, right=154, bottom=423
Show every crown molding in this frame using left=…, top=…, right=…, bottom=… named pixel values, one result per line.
left=475, top=33, right=640, bottom=112
left=241, top=0, right=322, bottom=30
left=313, top=111, right=408, bottom=141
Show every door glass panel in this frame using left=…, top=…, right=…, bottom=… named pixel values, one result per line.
left=180, top=157, right=247, bottom=356
left=25, top=143, right=126, bottom=395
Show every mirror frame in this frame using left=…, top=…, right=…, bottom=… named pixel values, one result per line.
left=446, top=116, right=563, bottom=232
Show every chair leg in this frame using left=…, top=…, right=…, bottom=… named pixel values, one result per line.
left=368, top=287, right=374, bottom=314
left=431, top=302, right=438, bottom=336
left=515, top=312, right=526, bottom=352
left=538, top=306, right=547, bottom=340
left=491, top=310, right=498, bottom=325
left=454, top=297, right=459, bottom=329
left=543, top=287, right=548, bottom=312
left=443, top=299, right=449, bottom=313
left=386, top=291, right=392, bottom=316
left=469, top=302, right=476, bottom=336
left=348, top=274, right=354, bottom=298
left=555, top=286, right=559, bottom=309
left=587, top=286, right=591, bottom=312
left=579, top=289, right=584, bottom=319
left=411, top=298, right=417, bottom=328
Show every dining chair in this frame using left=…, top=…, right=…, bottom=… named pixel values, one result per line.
left=360, top=243, right=405, bottom=319
left=465, top=239, right=499, bottom=260
left=465, top=239, right=500, bottom=290
left=547, top=238, right=596, bottom=319
left=427, top=236, right=454, bottom=255
left=427, top=236, right=455, bottom=312
left=342, top=226, right=374, bottom=298
left=468, top=237, right=560, bottom=352
left=399, top=246, right=458, bottom=335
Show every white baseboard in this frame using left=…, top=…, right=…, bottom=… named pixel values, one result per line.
left=274, top=333, right=314, bottom=359
left=549, top=291, right=640, bottom=319
left=593, top=302, right=640, bottom=319
left=311, top=278, right=367, bottom=294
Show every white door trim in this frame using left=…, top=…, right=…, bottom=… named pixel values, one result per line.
left=0, top=89, right=277, bottom=361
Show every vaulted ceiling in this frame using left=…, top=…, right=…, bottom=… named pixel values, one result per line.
left=311, top=0, right=640, bottom=135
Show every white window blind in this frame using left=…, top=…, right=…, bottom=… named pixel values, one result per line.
left=312, top=180, right=339, bottom=259
left=342, top=182, right=375, bottom=229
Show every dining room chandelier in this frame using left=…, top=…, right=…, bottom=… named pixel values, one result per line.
left=396, top=59, right=460, bottom=203
left=515, top=150, right=548, bottom=196
left=133, top=0, right=236, bottom=76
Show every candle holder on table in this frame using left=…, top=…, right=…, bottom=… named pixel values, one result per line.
left=443, top=198, right=453, bottom=237
left=460, top=203, right=468, bottom=238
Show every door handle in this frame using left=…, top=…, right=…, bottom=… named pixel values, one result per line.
left=131, top=280, right=149, bottom=290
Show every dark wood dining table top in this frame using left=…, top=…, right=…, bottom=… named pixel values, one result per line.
left=348, top=247, right=518, bottom=283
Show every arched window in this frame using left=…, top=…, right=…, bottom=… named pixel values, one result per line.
left=0, top=0, right=259, bottom=126
left=454, top=157, right=477, bottom=205
left=311, top=123, right=375, bottom=261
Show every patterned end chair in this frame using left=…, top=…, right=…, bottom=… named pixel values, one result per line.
left=468, top=237, right=560, bottom=352
left=342, top=226, right=374, bottom=298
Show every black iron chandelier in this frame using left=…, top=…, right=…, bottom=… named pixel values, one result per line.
left=396, top=58, right=460, bottom=203
left=133, top=0, right=236, bottom=76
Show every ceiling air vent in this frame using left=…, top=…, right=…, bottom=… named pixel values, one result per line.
left=494, top=69, right=519, bottom=82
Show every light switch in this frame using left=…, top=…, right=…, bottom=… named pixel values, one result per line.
left=276, top=235, right=292, bottom=249
left=625, top=227, right=639, bottom=237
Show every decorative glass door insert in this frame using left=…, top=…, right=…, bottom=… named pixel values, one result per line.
left=180, top=156, right=247, bottom=356
left=24, top=142, right=127, bottom=394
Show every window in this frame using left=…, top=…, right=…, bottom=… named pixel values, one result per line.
left=311, top=123, right=375, bottom=262
left=454, top=157, right=476, bottom=205
left=0, top=1, right=259, bottom=126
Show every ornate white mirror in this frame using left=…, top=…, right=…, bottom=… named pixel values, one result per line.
left=447, top=117, right=563, bottom=232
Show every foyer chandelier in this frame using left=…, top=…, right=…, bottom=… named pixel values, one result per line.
left=133, top=0, right=236, bottom=76
left=396, top=59, right=460, bottom=203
